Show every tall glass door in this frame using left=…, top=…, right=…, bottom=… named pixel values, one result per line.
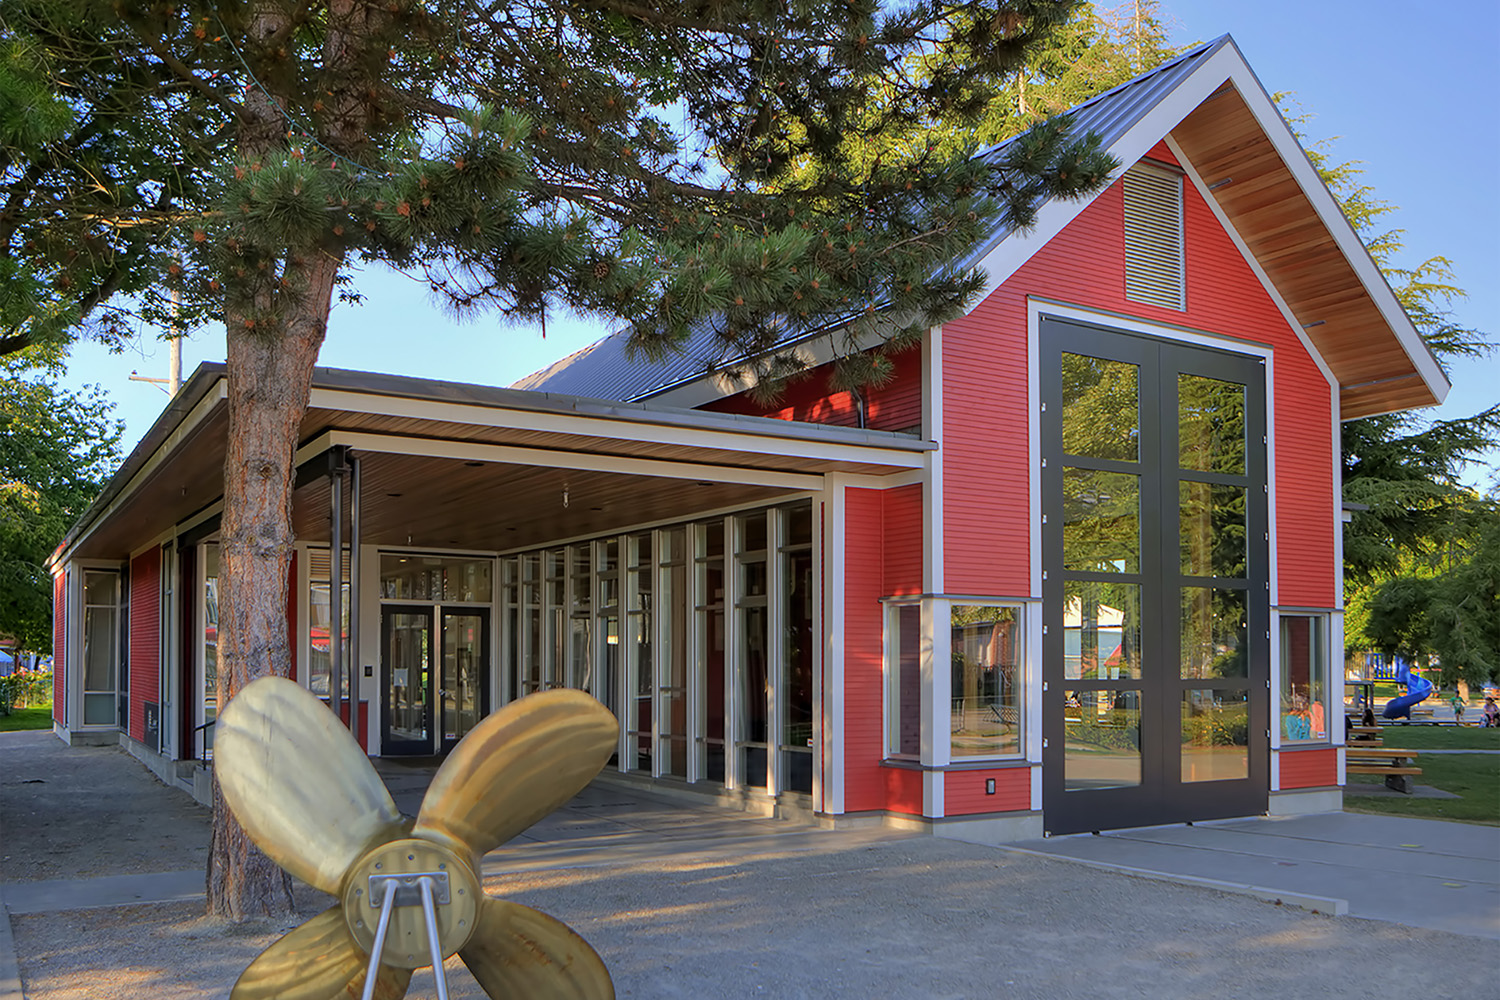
left=382, top=606, right=433, bottom=755
left=440, top=610, right=488, bottom=752
left=1041, top=317, right=1268, bottom=836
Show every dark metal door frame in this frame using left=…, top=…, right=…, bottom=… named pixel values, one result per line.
left=380, top=603, right=435, bottom=755
left=438, top=607, right=491, bottom=754
left=1041, top=316, right=1269, bottom=836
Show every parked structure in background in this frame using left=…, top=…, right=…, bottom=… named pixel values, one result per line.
left=47, top=38, right=1446, bottom=841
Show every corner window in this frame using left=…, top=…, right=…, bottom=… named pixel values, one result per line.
left=1280, top=615, right=1328, bottom=743
left=951, top=604, right=1023, bottom=757
left=81, top=571, right=120, bottom=726
left=885, top=603, right=922, bottom=757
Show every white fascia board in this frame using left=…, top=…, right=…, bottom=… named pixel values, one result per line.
left=1165, top=135, right=1337, bottom=392
left=52, top=381, right=229, bottom=566
left=325, top=430, right=825, bottom=493
left=976, top=43, right=1448, bottom=409
left=1214, top=41, right=1450, bottom=406
left=307, top=387, right=925, bottom=473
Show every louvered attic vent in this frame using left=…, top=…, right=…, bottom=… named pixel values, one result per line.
left=1123, top=162, right=1184, bottom=310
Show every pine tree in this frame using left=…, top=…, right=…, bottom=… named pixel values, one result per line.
left=1286, top=100, right=1498, bottom=681
left=2, top=0, right=1115, bottom=919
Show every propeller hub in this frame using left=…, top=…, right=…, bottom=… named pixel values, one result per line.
left=341, top=837, right=480, bottom=969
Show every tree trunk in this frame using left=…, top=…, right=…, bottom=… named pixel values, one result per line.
left=206, top=254, right=341, bottom=919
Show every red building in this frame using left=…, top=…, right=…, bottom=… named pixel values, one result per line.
left=49, top=37, right=1444, bottom=840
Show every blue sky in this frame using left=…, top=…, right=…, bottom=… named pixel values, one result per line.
left=62, top=1, right=1499, bottom=486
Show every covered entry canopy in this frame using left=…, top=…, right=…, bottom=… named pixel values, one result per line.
left=53, top=363, right=931, bottom=563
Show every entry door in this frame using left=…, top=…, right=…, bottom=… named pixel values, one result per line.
left=1041, top=318, right=1269, bottom=836
left=382, top=605, right=434, bottom=755
left=439, top=609, right=489, bottom=753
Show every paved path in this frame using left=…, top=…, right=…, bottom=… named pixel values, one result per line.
left=4, top=729, right=1499, bottom=999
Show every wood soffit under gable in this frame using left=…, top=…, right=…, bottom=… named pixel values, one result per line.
left=1169, top=84, right=1440, bottom=419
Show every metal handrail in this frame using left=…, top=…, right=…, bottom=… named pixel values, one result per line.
left=193, top=719, right=215, bottom=766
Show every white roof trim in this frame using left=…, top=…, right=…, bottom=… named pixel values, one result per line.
left=970, top=39, right=1448, bottom=406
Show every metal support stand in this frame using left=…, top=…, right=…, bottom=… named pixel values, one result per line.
left=359, top=873, right=452, bottom=1000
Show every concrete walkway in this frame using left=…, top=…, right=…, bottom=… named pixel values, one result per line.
left=1007, top=813, right=1500, bottom=939
left=4, top=728, right=1499, bottom=999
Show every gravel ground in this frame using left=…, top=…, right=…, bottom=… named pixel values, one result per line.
left=3, top=729, right=1493, bottom=999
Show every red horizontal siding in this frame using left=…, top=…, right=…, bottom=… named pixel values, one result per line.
left=942, top=149, right=1336, bottom=606
left=945, top=767, right=1031, bottom=815
left=703, top=344, right=922, bottom=432
left=843, top=488, right=887, bottom=813
left=884, top=767, right=924, bottom=816
left=53, top=572, right=66, bottom=726
left=128, top=551, right=161, bottom=743
left=883, top=484, right=924, bottom=597
left=1281, top=747, right=1338, bottom=789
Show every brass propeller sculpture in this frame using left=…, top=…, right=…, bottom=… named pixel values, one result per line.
left=214, top=676, right=619, bottom=1000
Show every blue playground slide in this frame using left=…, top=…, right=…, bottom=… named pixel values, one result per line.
left=1382, top=662, right=1435, bottom=720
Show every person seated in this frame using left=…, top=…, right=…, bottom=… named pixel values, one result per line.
left=1483, top=697, right=1499, bottom=728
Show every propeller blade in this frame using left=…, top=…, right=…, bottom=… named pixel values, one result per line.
left=413, top=688, right=617, bottom=860
left=215, top=676, right=405, bottom=894
left=460, top=897, right=614, bottom=1000
left=230, top=906, right=412, bottom=1000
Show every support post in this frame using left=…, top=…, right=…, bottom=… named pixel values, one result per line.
left=329, top=447, right=350, bottom=729
left=350, top=454, right=362, bottom=741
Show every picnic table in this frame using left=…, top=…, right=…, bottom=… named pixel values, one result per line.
left=1345, top=745, right=1422, bottom=794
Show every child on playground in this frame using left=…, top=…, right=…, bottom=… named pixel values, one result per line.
left=1483, top=697, right=1499, bottom=728
left=1449, top=690, right=1467, bottom=724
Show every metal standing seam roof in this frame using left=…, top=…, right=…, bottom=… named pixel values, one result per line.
left=511, top=36, right=1232, bottom=404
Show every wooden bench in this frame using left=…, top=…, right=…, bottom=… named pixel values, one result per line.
left=1346, top=747, right=1421, bottom=793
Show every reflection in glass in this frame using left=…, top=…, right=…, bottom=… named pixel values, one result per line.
left=387, top=613, right=429, bottom=742
left=1061, top=354, right=1140, bottom=461
left=1181, top=689, right=1249, bottom=781
left=887, top=604, right=923, bottom=756
left=1280, top=616, right=1328, bottom=742
left=737, top=604, right=769, bottom=787
left=1063, top=690, right=1141, bottom=790
left=442, top=613, right=482, bottom=742
left=658, top=556, right=688, bottom=778
left=1180, top=481, right=1247, bottom=577
left=781, top=545, right=815, bottom=793
left=1063, top=468, right=1140, bottom=573
left=1179, top=374, right=1246, bottom=473
left=1180, top=588, right=1248, bottom=678
left=379, top=555, right=493, bottom=602
left=1063, top=582, right=1141, bottom=680
left=950, top=606, right=1022, bottom=757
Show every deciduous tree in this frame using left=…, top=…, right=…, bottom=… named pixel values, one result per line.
left=0, top=347, right=122, bottom=654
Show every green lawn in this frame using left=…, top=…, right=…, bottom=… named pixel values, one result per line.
left=1361, top=725, right=1500, bottom=750
left=1344, top=725, right=1500, bottom=825
left=0, top=706, right=54, bottom=732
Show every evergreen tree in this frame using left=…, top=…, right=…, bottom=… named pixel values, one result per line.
left=2, top=0, right=1115, bottom=918
left=1287, top=100, right=1498, bottom=677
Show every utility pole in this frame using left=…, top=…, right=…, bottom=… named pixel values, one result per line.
left=129, top=281, right=184, bottom=396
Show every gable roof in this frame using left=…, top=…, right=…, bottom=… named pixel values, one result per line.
left=516, top=34, right=1448, bottom=420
